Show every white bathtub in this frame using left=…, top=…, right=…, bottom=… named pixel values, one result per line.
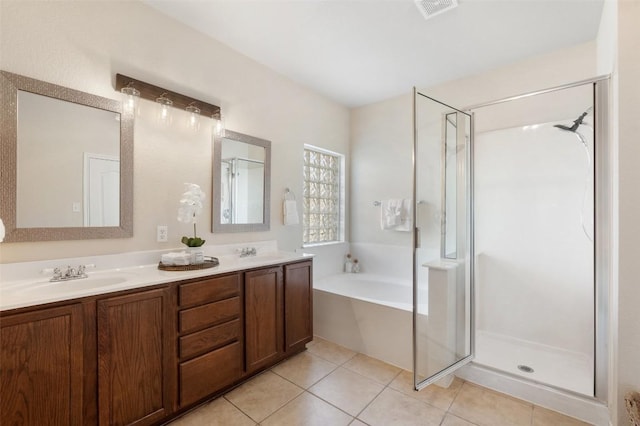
left=313, top=273, right=414, bottom=370
left=314, top=273, right=413, bottom=310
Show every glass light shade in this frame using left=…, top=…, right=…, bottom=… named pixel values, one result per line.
left=186, top=104, right=201, bottom=131
left=156, top=94, right=173, bottom=125
left=213, top=114, right=225, bottom=138
left=120, top=86, right=140, bottom=116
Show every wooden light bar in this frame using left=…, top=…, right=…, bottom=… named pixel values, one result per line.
left=115, top=73, right=221, bottom=118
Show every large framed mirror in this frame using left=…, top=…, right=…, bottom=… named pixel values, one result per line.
left=0, top=71, right=133, bottom=242
left=212, top=130, right=271, bottom=233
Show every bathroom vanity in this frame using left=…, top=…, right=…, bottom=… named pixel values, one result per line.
left=0, top=255, right=313, bottom=426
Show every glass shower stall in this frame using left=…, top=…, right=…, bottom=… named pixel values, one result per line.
left=413, top=77, right=610, bottom=403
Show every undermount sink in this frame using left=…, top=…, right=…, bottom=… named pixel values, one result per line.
left=239, top=253, right=287, bottom=262
left=17, top=274, right=133, bottom=294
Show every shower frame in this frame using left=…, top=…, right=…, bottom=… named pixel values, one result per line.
left=465, top=75, right=611, bottom=403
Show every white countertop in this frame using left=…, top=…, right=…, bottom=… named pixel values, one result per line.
left=0, top=241, right=312, bottom=311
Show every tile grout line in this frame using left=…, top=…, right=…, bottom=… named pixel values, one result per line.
left=222, top=394, right=260, bottom=425
left=263, top=360, right=363, bottom=425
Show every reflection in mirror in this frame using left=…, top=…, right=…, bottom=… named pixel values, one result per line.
left=442, top=111, right=470, bottom=259
left=0, top=70, right=133, bottom=242
left=212, top=130, right=270, bottom=233
left=17, top=90, right=121, bottom=228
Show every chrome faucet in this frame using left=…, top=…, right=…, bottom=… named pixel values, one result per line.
left=239, top=247, right=257, bottom=257
left=49, top=264, right=93, bottom=282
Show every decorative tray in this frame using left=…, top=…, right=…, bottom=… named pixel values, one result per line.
left=157, top=257, right=219, bottom=271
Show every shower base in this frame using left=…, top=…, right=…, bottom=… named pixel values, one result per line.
left=474, top=330, right=593, bottom=396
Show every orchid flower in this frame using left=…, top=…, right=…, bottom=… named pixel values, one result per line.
left=177, top=183, right=206, bottom=247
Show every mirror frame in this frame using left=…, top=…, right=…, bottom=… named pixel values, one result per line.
left=0, top=70, right=134, bottom=242
left=212, top=130, right=271, bottom=233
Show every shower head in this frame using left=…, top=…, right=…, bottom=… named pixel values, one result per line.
left=554, top=110, right=589, bottom=133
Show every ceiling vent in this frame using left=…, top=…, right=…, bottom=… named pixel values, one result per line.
left=414, top=0, right=458, bottom=20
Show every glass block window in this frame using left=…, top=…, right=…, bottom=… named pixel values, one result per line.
left=303, top=145, right=344, bottom=245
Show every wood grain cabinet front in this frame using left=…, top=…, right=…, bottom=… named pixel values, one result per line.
left=244, top=266, right=284, bottom=374
left=284, top=260, right=313, bottom=353
left=177, top=273, right=243, bottom=409
left=179, top=341, right=242, bottom=407
left=1, top=304, right=85, bottom=426
left=97, top=287, right=176, bottom=426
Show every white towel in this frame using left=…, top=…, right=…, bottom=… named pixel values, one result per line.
left=284, top=200, right=299, bottom=225
left=380, top=199, right=402, bottom=230
left=161, top=251, right=192, bottom=265
left=396, top=199, right=412, bottom=231
left=380, top=199, right=412, bottom=232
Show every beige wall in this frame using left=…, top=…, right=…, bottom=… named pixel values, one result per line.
left=0, top=1, right=349, bottom=263
left=596, top=1, right=640, bottom=423
left=350, top=40, right=597, bottom=244
left=350, top=94, right=413, bottom=246
left=614, top=1, right=640, bottom=424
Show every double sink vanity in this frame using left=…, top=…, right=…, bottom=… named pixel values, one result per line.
left=0, top=71, right=306, bottom=425
left=0, top=245, right=313, bottom=425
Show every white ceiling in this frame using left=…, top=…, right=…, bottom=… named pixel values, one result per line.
left=144, top=0, right=604, bottom=108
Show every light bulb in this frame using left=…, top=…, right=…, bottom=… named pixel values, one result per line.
left=213, top=114, right=225, bottom=138
left=156, top=93, right=173, bottom=125
left=186, top=103, right=201, bottom=132
left=120, top=85, right=140, bottom=116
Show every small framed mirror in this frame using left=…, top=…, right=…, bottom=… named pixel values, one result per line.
left=212, top=130, right=271, bottom=233
left=0, top=71, right=133, bottom=242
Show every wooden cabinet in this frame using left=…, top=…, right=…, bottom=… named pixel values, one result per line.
left=284, top=261, right=313, bottom=353
left=0, top=258, right=312, bottom=425
left=244, top=266, right=284, bottom=373
left=97, top=287, right=175, bottom=426
left=177, top=274, right=243, bottom=408
left=1, top=304, right=84, bottom=426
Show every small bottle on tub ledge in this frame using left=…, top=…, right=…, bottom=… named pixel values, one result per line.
left=344, top=253, right=353, bottom=273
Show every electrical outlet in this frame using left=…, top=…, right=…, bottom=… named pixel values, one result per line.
left=157, top=225, right=168, bottom=242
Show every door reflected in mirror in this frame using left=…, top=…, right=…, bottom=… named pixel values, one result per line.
left=17, top=90, right=121, bottom=228
left=212, top=130, right=271, bottom=233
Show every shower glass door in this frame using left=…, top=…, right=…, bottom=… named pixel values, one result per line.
left=413, top=89, right=473, bottom=390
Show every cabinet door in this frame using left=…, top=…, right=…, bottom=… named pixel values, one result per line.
left=1, top=304, right=84, bottom=426
left=97, top=287, right=175, bottom=426
left=284, top=261, right=313, bottom=352
left=244, top=266, right=283, bottom=373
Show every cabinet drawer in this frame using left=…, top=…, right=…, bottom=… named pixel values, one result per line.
left=180, top=319, right=240, bottom=360
left=179, top=297, right=240, bottom=333
left=179, top=274, right=240, bottom=307
left=179, top=341, right=242, bottom=407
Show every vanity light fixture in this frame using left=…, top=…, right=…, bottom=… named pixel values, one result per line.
left=114, top=73, right=221, bottom=129
left=156, top=92, right=173, bottom=125
left=186, top=102, right=201, bottom=131
left=120, top=82, right=140, bottom=116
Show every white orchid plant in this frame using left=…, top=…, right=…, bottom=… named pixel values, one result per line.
left=177, top=183, right=206, bottom=247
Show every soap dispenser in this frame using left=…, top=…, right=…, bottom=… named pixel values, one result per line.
left=344, top=253, right=353, bottom=273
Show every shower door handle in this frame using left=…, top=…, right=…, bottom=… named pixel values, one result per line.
left=415, top=227, right=421, bottom=248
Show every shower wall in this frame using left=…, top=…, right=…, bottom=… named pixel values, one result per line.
left=475, top=119, right=594, bottom=355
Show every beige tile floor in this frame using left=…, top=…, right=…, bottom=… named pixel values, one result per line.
left=169, top=337, right=592, bottom=426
